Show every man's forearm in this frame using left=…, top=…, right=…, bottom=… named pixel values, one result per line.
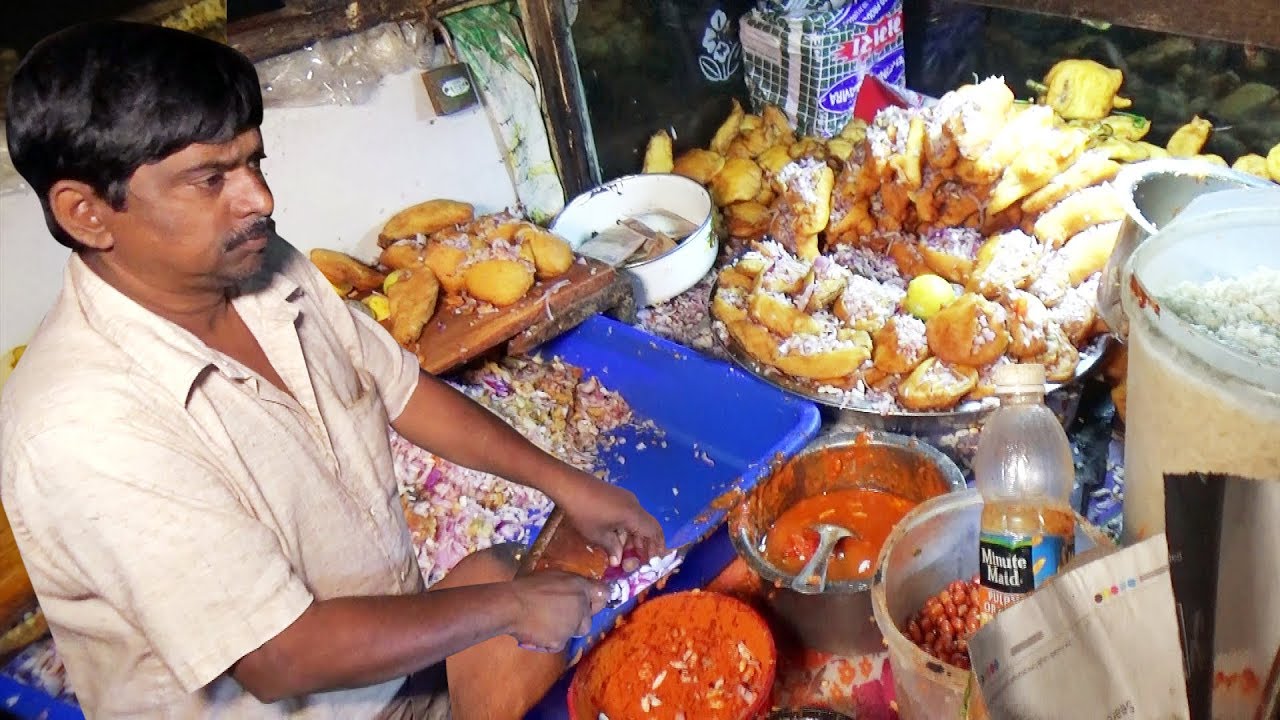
left=234, top=582, right=519, bottom=702
left=390, top=372, right=579, bottom=499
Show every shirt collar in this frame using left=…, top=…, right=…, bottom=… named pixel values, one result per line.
left=68, top=243, right=301, bottom=406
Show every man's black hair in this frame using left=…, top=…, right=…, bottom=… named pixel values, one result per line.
left=5, top=21, right=263, bottom=250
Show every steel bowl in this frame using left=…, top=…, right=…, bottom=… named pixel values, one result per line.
left=729, top=431, right=967, bottom=656
left=1098, top=158, right=1273, bottom=342
left=550, top=173, right=716, bottom=307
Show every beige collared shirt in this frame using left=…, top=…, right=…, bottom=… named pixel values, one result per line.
left=0, top=237, right=426, bottom=718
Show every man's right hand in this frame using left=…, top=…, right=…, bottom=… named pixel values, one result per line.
left=509, top=572, right=607, bottom=653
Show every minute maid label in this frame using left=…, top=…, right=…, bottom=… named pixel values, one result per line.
left=979, top=532, right=1070, bottom=609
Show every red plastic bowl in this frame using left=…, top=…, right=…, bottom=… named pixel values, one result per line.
left=568, top=590, right=776, bottom=720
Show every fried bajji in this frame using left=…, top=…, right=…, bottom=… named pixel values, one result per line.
left=1032, top=184, right=1125, bottom=248
left=966, top=230, right=1042, bottom=298
left=711, top=287, right=749, bottom=323
left=725, top=202, right=772, bottom=239
left=379, top=199, right=474, bottom=246
left=710, top=157, right=764, bottom=206
left=717, top=266, right=757, bottom=292
left=1003, top=290, right=1051, bottom=358
left=1039, top=60, right=1131, bottom=121
left=888, top=116, right=926, bottom=189
left=310, top=249, right=386, bottom=293
left=773, top=330, right=872, bottom=380
left=805, top=259, right=851, bottom=313
left=379, top=241, right=428, bottom=272
left=966, top=105, right=1057, bottom=186
left=387, top=266, right=440, bottom=345
left=710, top=99, right=745, bottom=154
left=422, top=243, right=468, bottom=294
left=1034, top=323, right=1081, bottom=383
left=987, top=126, right=1090, bottom=214
left=642, top=130, right=675, bottom=174
left=1232, top=153, right=1270, bottom=179
left=673, top=149, right=726, bottom=185
left=873, top=315, right=931, bottom=374
left=925, top=292, right=1010, bottom=367
left=761, top=105, right=797, bottom=148
left=462, top=259, right=535, bottom=307
left=898, top=358, right=979, bottom=411
left=758, top=144, right=795, bottom=175
left=833, top=275, right=905, bottom=333
left=1059, top=221, right=1120, bottom=286
left=826, top=138, right=856, bottom=163
left=749, top=292, right=822, bottom=337
left=940, top=77, right=1016, bottom=160
left=1167, top=116, right=1213, bottom=157
left=886, top=236, right=932, bottom=279
left=515, top=225, right=575, bottom=279
left=771, top=159, right=835, bottom=260
left=839, top=116, right=869, bottom=144
left=1021, top=151, right=1121, bottom=215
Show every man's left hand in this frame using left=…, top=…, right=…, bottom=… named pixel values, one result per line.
left=555, top=471, right=665, bottom=569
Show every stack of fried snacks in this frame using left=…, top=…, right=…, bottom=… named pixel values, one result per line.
left=642, top=99, right=868, bottom=256
left=309, top=200, right=576, bottom=349
left=706, top=71, right=1144, bottom=413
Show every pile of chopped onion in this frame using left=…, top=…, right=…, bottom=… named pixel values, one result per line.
left=396, top=354, right=659, bottom=586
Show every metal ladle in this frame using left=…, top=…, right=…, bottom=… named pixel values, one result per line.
left=790, top=523, right=855, bottom=595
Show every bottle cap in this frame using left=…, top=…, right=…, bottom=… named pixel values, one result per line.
left=992, top=363, right=1047, bottom=394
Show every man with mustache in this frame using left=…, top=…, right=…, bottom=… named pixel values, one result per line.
left=0, top=20, right=664, bottom=720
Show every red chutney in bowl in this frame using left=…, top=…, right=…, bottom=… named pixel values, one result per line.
left=569, top=591, right=776, bottom=720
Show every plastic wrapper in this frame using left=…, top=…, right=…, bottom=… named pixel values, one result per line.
left=256, top=21, right=431, bottom=108
left=741, top=0, right=905, bottom=137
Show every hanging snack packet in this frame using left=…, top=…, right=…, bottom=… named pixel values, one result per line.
left=741, top=0, right=905, bottom=136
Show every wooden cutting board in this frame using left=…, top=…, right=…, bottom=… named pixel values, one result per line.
left=406, top=257, right=630, bottom=376
left=0, top=505, right=36, bottom=635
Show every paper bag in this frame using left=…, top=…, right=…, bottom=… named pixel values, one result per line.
left=967, top=535, right=1191, bottom=719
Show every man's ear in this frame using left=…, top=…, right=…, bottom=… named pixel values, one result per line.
left=48, top=180, right=117, bottom=251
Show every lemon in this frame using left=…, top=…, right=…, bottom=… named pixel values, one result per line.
left=383, top=270, right=406, bottom=294
left=362, top=293, right=391, bottom=321
left=905, top=274, right=957, bottom=320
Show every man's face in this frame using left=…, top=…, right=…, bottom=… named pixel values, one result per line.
left=100, top=128, right=275, bottom=290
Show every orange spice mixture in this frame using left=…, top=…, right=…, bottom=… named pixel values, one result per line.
left=763, top=487, right=918, bottom=581
left=571, top=591, right=775, bottom=720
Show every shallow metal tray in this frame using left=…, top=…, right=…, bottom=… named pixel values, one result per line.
left=711, top=281, right=1110, bottom=440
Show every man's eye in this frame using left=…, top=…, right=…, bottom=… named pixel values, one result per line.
left=197, top=173, right=225, bottom=189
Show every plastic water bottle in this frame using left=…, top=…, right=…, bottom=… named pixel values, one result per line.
left=974, top=363, right=1076, bottom=614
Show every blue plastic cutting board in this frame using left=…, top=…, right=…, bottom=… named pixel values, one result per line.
left=532, top=315, right=821, bottom=657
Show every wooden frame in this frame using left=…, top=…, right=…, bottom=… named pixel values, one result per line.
left=227, top=0, right=495, bottom=63
left=963, top=0, right=1280, bottom=51
left=514, top=0, right=601, bottom=199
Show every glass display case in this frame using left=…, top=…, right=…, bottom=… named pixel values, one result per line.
left=528, top=0, right=1279, bottom=184
left=906, top=0, right=1280, bottom=163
